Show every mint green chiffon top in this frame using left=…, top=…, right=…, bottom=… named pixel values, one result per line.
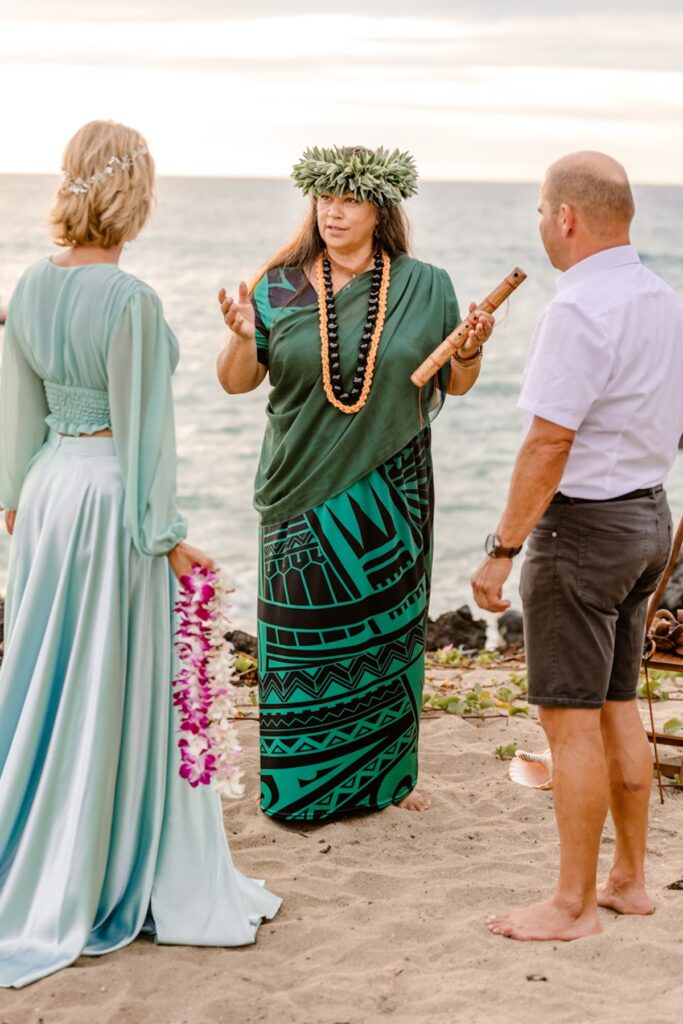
left=43, top=380, right=112, bottom=435
left=0, top=258, right=187, bottom=557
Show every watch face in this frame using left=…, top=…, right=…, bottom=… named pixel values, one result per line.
left=485, top=532, right=499, bottom=556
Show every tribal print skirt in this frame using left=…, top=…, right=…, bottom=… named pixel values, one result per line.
left=257, top=428, right=434, bottom=822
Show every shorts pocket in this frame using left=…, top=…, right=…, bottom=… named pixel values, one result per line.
left=520, top=527, right=559, bottom=604
left=578, top=527, right=649, bottom=609
left=656, top=518, right=674, bottom=576
left=525, top=526, right=560, bottom=555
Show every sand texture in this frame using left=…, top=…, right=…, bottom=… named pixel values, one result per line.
left=1, top=672, right=683, bottom=1024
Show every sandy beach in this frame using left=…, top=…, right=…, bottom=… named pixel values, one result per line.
left=0, top=661, right=682, bottom=1024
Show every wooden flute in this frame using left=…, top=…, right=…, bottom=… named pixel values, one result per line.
left=410, top=267, right=527, bottom=388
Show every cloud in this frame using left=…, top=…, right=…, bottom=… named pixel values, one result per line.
left=1, top=8, right=681, bottom=182
left=6, top=0, right=682, bottom=19
left=2, top=13, right=682, bottom=71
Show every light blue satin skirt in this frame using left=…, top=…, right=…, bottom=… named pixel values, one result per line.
left=0, top=433, right=281, bottom=988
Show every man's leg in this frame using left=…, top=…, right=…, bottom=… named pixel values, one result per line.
left=487, top=706, right=607, bottom=941
left=597, top=699, right=654, bottom=914
left=595, top=494, right=672, bottom=915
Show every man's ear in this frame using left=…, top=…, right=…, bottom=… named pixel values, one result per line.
left=559, top=203, right=576, bottom=238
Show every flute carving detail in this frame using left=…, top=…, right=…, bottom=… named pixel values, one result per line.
left=411, top=267, right=527, bottom=388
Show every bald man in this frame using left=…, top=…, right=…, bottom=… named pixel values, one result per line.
left=471, top=152, right=683, bottom=941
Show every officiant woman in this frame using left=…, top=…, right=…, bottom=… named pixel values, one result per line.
left=217, top=146, right=494, bottom=822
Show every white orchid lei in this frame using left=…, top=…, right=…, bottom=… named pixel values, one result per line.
left=172, top=566, right=244, bottom=799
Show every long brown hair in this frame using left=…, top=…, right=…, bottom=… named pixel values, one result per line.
left=249, top=198, right=411, bottom=292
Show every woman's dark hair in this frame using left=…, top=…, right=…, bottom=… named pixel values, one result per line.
left=250, top=198, right=411, bottom=292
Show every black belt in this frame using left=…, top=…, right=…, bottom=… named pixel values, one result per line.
left=552, top=485, right=663, bottom=505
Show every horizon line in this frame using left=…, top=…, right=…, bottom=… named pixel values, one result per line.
left=1, top=171, right=682, bottom=188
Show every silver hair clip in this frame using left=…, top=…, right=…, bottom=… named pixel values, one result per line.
left=63, top=146, right=149, bottom=195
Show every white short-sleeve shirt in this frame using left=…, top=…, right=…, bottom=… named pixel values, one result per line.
left=518, top=244, right=683, bottom=499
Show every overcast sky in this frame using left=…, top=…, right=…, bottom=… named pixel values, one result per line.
left=1, top=0, right=682, bottom=182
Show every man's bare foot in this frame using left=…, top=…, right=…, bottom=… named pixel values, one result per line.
left=398, top=789, right=431, bottom=812
left=597, top=879, right=654, bottom=915
left=486, top=896, right=601, bottom=942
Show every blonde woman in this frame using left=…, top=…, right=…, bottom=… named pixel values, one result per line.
left=0, top=121, right=280, bottom=989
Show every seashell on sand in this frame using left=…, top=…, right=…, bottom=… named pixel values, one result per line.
left=509, top=749, right=553, bottom=790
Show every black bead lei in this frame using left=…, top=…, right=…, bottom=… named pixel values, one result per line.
left=321, top=249, right=384, bottom=406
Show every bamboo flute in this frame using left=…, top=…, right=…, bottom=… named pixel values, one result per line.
left=411, top=267, right=527, bottom=388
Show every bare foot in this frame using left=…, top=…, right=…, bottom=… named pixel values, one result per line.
left=486, top=896, right=601, bottom=942
left=597, top=879, right=654, bottom=916
left=397, top=789, right=431, bottom=812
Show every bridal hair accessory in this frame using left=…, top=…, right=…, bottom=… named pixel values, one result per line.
left=292, top=145, right=418, bottom=207
left=63, top=145, right=149, bottom=195
left=172, top=565, right=244, bottom=799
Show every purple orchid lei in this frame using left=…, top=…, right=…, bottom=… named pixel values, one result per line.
left=172, top=565, right=244, bottom=799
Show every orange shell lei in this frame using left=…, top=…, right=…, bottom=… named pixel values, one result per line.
left=317, top=249, right=391, bottom=415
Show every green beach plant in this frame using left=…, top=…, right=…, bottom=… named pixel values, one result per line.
left=495, top=685, right=529, bottom=716
left=430, top=682, right=496, bottom=718
left=474, top=649, right=501, bottom=667
left=495, top=744, right=518, bottom=760
left=508, top=671, right=528, bottom=692
left=431, top=644, right=470, bottom=667
left=234, top=653, right=257, bottom=675
left=428, top=681, right=529, bottom=720
left=638, top=673, right=670, bottom=701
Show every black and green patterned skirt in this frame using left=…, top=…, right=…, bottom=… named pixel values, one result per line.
left=257, top=428, right=434, bottom=822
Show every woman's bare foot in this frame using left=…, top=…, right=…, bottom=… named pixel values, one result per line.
left=486, top=896, right=601, bottom=942
left=398, top=789, right=431, bottom=812
left=597, top=879, right=654, bottom=915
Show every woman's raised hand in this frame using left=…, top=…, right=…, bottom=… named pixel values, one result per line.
left=218, top=281, right=255, bottom=343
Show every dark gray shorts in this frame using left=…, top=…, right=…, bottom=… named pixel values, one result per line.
left=521, top=490, right=672, bottom=709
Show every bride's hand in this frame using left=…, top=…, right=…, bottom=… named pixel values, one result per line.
left=4, top=510, right=16, bottom=535
left=167, top=541, right=216, bottom=582
left=218, top=281, right=255, bottom=343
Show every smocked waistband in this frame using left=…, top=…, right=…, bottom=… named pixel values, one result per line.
left=43, top=380, right=112, bottom=434
left=46, top=429, right=116, bottom=456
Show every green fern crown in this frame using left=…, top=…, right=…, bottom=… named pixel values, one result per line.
left=291, top=145, right=418, bottom=207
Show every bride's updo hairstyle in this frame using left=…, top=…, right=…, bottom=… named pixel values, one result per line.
left=49, top=120, right=155, bottom=249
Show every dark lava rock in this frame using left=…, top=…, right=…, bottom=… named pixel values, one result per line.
left=498, top=608, right=524, bottom=647
left=426, top=605, right=487, bottom=652
left=225, top=629, right=257, bottom=658
left=660, top=552, right=683, bottom=613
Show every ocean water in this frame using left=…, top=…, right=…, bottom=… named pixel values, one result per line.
left=1, top=175, right=682, bottom=632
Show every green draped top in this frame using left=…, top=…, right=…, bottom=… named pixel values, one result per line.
left=251, top=254, right=459, bottom=525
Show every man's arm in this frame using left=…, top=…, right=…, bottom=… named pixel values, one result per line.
left=470, top=415, right=575, bottom=612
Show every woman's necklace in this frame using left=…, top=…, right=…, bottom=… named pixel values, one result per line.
left=317, top=248, right=391, bottom=415
left=325, top=251, right=374, bottom=279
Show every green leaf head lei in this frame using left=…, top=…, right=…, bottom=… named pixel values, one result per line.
left=291, top=145, right=418, bottom=207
